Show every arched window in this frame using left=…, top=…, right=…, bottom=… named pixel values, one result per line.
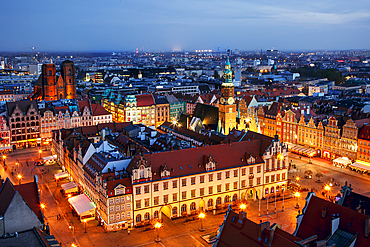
left=224, top=195, right=230, bottom=203
left=190, top=202, right=196, bottom=211
left=276, top=186, right=280, bottom=192
left=172, top=207, right=177, bottom=215
left=232, top=194, right=237, bottom=202
left=181, top=204, right=187, bottom=213
left=144, top=212, right=150, bottom=221
left=271, top=187, right=274, bottom=194
left=136, top=214, right=141, bottom=223
left=208, top=199, right=213, bottom=207
left=265, top=188, right=269, bottom=195
left=154, top=210, right=159, bottom=218
left=216, top=197, right=222, bottom=205
left=140, top=166, right=144, bottom=178
left=49, top=70, right=52, bottom=76
left=68, top=68, right=71, bottom=75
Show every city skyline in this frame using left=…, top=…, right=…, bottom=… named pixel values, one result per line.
left=1, top=0, right=370, bottom=52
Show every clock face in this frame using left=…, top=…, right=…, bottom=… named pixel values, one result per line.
left=220, top=98, right=225, bottom=104
left=228, top=97, right=235, bottom=105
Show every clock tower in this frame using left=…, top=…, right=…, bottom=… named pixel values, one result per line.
left=218, top=58, right=236, bottom=135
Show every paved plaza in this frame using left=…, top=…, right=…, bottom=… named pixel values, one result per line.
left=1, top=147, right=370, bottom=246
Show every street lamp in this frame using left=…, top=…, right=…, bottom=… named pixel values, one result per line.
left=40, top=203, right=45, bottom=210
left=154, top=222, right=162, bottom=242
left=83, top=219, right=87, bottom=233
left=239, top=203, right=246, bottom=212
left=199, top=212, right=205, bottom=232
left=282, top=187, right=285, bottom=211
left=2, top=155, right=6, bottom=166
left=38, top=149, right=42, bottom=159
left=69, top=225, right=75, bottom=236
left=324, top=184, right=331, bottom=198
left=17, top=174, right=22, bottom=185
left=295, top=191, right=301, bottom=209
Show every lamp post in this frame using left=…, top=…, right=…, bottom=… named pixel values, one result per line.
left=199, top=212, right=205, bottom=232
left=266, top=194, right=269, bottom=215
left=295, top=191, right=301, bottom=209
left=282, top=187, right=285, bottom=211
left=258, top=196, right=261, bottom=217
left=274, top=191, right=277, bottom=213
left=2, top=155, right=6, bottom=166
left=324, top=184, right=331, bottom=199
left=38, top=149, right=42, bottom=159
left=17, top=174, right=22, bottom=185
left=69, top=225, right=75, bottom=236
left=154, top=222, right=162, bottom=242
left=83, top=219, right=87, bottom=233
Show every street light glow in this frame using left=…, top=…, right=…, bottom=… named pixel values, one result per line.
left=17, top=174, right=22, bottom=179
left=154, top=222, right=162, bottom=229
left=324, top=185, right=331, bottom=191
left=295, top=192, right=301, bottom=198
left=239, top=204, right=246, bottom=210
left=38, top=150, right=42, bottom=154
left=2, top=155, right=6, bottom=159
left=40, top=203, right=45, bottom=209
left=199, top=212, right=205, bottom=219
left=296, top=176, right=300, bottom=181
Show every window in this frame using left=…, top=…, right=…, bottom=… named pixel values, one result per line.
left=200, top=175, right=205, bottom=183
left=217, top=184, right=222, bottom=192
left=163, top=195, right=168, bottom=204
left=257, top=166, right=261, bottom=173
left=136, top=200, right=141, bottom=209
left=154, top=197, right=159, bottom=206
left=116, top=205, right=119, bottom=211
left=182, top=191, right=187, bottom=200
left=116, top=198, right=120, bottom=203
left=136, top=187, right=141, bottom=195
left=217, top=172, right=222, bottom=180
left=257, top=177, right=261, bottom=185
left=154, top=184, right=159, bottom=192
left=140, top=166, right=144, bottom=178
left=234, top=170, right=238, bottom=177
left=225, top=183, right=230, bottom=191
left=266, top=176, right=269, bottom=183
left=182, top=178, right=187, bottom=187
left=233, top=181, right=238, bottom=190
left=191, top=177, right=196, bottom=185
left=172, top=180, right=177, bottom=189
left=144, top=185, right=149, bottom=194
left=121, top=204, right=125, bottom=210
left=225, top=171, right=230, bottom=179
left=191, top=189, right=196, bottom=198
left=200, top=188, right=204, bottom=196
left=190, top=202, right=196, bottom=211
left=110, top=199, right=114, bottom=205
left=110, top=207, right=113, bottom=213
left=163, top=182, right=168, bottom=190
left=121, top=212, right=125, bottom=219
left=249, top=167, right=253, bottom=174
left=271, top=175, right=275, bottom=182
left=242, top=168, right=246, bottom=176
left=209, top=174, right=213, bottom=182
left=173, top=193, right=177, bottom=202
left=249, top=179, right=253, bottom=187
left=144, top=198, right=150, bottom=207
left=241, top=180, right=246, bottom=188
left=276, top=174, right=280, bottom=181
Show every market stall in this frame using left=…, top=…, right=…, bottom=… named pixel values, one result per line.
left=333, top=157, right=352, bottom=168
left=54, top=171, right=68, bottom=180
left=68, top=194, right=96, bottom=222
left=349, top=161, right=370, bottom=174
left=61, top=181, right=79, bottom=196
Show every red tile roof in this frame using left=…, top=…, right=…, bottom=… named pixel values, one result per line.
left=136, top=94, right=155, bottom=107
left=78, top=99, right=90, bottom=112
left=215, top=208, right=301, bottom=247
left=0, top=178, right=16, bottom=215
left=91, top=103, right=111, bottom=116
left=296, top=195, right=370, bottom=247
left=127, top=137, right=271, bottom=181
left=15, top=181, right=43, bottom=222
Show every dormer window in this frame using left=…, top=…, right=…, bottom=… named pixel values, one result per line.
left=205, top=154, right=217, bottom=171
left=140, top=166, right=144, bottom=178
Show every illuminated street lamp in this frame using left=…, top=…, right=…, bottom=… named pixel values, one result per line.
left=199, top=212, right=205, bottom=232
left=324, top=184, right=331, bottom=198
left=38, top=149, right=42, bottom=159
left=239, top=203, right=246, bottom=212
left=40, top=203, right=45, bottom=209
left=2, top=155, right=6, bottom=165
left=17, top=174, right=22, bottom=185
left=295, top=191, right=301, bottom=209
left=69, top=225, right=75, bottom=236
left=154, top=222, right=162, bottom=242
left=83, top=219, right=87, bottom=233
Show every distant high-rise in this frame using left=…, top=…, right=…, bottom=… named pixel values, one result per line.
left=29, top=60, right=77, bottom=101
left=266, top=49, right=279, bottom=59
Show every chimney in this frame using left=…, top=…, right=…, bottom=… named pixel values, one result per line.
left=322, top=207, right=327, bottom=219
left=331, top=213, right=340, bottom=235
left=365, top=217, right=370, bottom=238
left=239, top=211, right=247, bottom=222
left=258, top=221, right=270, bottom=241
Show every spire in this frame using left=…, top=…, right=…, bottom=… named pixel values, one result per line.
left=222, top=57, right=233, bottom=86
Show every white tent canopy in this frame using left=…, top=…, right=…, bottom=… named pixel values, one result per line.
left=350, top=162, right=370, bottom=171
left=68, top=194, right=95, bottom=216
left=61, top=181, right=78, bottom=194
left=333, top=157, right=351, bottom=166
left=43, top=155, right=57, bottom=161
left=54, top=171, right=68, bottom=180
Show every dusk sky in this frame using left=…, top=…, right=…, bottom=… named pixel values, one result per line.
left=1, top=0, right=370, bottom=52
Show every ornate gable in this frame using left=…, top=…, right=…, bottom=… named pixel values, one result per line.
left=132, top=155, right=152, bottom=182
left=204, top=154, right=217, bottom=171
left=246, top=152, right=256, bottom=164
left=160, top=163, right=170, bottom=178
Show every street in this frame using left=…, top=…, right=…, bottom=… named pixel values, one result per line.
left=1, top=148, right=370, bottom=247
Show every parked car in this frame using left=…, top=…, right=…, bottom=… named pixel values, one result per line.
left=34, top=160, right=45, bottom=166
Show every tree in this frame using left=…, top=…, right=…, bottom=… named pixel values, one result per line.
left=315, top=172, right=323, bottom=182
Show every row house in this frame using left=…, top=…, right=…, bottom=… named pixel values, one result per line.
left=322, top=117, right=342, bottom=160
left=6, top=100, right=40, bottom=149
left=357, top=125, right=370, bottom=163
left=154, top=97, right=170, bottom=127
left=341, top=119, right=358, bottom=160
left=0, top=115, right=11, bottom=152
left=126, top=134, right=288, bottom=226
left=297, top=116, right=324, bottom=151
left=40, top=109, right=57, bottom=145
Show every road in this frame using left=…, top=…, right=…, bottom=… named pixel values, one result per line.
left=2, top=148, right=370, bottom=247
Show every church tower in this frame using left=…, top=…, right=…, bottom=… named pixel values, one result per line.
left=61, top=60, right=76, bottom=100
left=218, top=58, right=237, bottom=135
left=41, top=64, right=57, bottom=101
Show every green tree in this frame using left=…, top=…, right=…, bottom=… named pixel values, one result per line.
left=213, top=70, right=220, bottom=79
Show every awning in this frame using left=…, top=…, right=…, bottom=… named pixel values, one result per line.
left=43, top=155, right=57, bottom=161
left=333, top=157, right=351, bottom=165
left=61, top=181, right=78, bottom=194
left=54, top=171, right=68, bottom=180
left=286, top=142, right=316, bottom=156
left=68, top=194, right=95, bottom=216
left=350, top=161, right=370, bottom=171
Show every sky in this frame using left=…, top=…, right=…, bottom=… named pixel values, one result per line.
left=1, top=0, right=370, bottom=52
